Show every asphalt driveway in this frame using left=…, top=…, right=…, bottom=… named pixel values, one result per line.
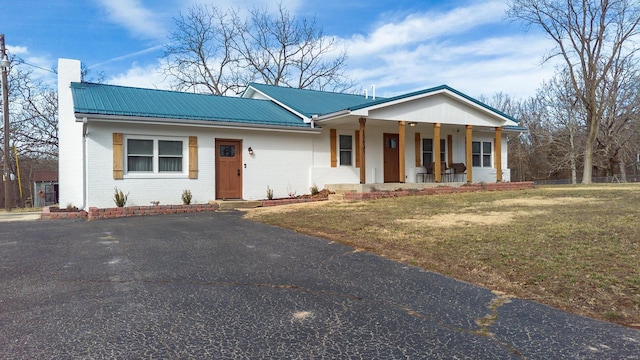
left=1, top=211, right=639, bottom=359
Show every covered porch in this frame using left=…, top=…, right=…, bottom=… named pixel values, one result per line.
left=313, top=86, right=519, bottom=188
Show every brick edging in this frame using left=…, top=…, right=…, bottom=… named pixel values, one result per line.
left=40, top=207, right=88, bottom=220
left=41, top=203, right=220, bottom=221
left=343, top=182, right=535, bottom=201
left=40, top=182, right=534, bottom=220
left=261, top=197, right=329, bottom=207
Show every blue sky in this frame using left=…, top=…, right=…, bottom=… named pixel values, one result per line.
left=2, top=0, right=558, bottom=99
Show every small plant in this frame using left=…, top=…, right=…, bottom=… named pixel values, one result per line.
left=287, top=184, right=296, bottom=198
left=309, top=183, right=319, bottom=196
left=266, top=186, right=274, bottom=200
left=181, top=189, right=192, bottom=205
left=113, top=187, right=128, bottom=207
left=66, top=203, right=75, bottom=211
left=151, top=201, right=160, bottom=206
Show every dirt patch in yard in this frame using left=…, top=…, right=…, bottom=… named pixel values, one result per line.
left=244, top=201, right=331, bottom=217
left=397, top=210, right=547, bottom=227
left=489, top=196, right=601, bottom=207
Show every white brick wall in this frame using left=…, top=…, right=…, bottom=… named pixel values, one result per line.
left=57, top=59, right=83, bottom=208
left=79, top=119, right=511, bottom=208
left=84, top=122, right=320, bottom=207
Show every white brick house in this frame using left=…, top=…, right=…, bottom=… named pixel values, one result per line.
left=58, top=58, right=523, bottom=209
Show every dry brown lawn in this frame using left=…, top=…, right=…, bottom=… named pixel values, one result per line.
left=244, top=183, right=640, bottom=328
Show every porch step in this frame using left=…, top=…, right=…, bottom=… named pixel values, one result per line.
left=210, top=200, right=262, bottom=210
left=334, top=189, right=357, bottom=194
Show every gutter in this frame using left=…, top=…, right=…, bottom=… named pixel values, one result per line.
left=74, top=114, right=323, bottom=134
left=314, top=109, right=351, bottom=122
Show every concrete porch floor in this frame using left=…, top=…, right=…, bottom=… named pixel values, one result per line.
left=325, top=182, right=466, bottom=194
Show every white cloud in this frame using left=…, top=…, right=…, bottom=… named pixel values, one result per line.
left=104, top=0, right=560, bottom=101
left=94, top=0, right=166, bottom=39
left=4, top=45, right=57, bottom=85
left=342, top=1, right=559, bottom=100
left=343, top=1, right=506, bottom=56
left=107, top=61, right=171, bottom=89
left=6, top=45, right=29, bottom=56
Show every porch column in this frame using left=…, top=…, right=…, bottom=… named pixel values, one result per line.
left=447, top=134, right=453, bottom=166
left=495, top=127, right=502, bottom=182
left=398, top=121, right=406, bottom=183
left=434, top=123, right=441, bottom=182
left=359, top=118, right=366, bottom=184
left=466, top=125, right=473, bottom=183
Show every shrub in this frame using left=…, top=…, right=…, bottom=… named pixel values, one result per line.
left=113, top=187, right=128, bottom=207
left=266, top=186, right=274, bottom=200
left=287, top=184, right=296, bottom=198
left=310, top=184, right=319, bottom=196
left=182, top=189, right=192, bottom=205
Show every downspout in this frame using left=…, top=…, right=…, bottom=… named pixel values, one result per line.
left=81, top=117, right=88, bottom=210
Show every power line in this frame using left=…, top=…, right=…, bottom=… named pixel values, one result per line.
left=16, top=60, right=56, bottom=74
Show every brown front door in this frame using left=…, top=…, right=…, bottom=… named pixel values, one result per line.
left=215, top=139, right=243, bottom=199
left=383, top=133, right=400, bottom=182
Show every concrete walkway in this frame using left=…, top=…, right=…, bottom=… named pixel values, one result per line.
left=1, top=212, right=638, bottom=358
left=0, top=211, right=41, bottom=222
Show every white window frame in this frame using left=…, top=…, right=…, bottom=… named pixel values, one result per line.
left=123, top=135, right=188, bottom=178
left=472, top=141, right=492, bottom=168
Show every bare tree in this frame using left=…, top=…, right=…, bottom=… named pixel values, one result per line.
left=163, top=3, right=354, bottom=95
left=234, top=3, right=353, bottom=91
left=164, top=4, right=247, bottom=95
left=0, top=56, right=57, bottom=160
left=479, top=93, right=548, bottom=181
left=593, top=56, right=640, bottom=180
left=507, top=0, right=640, bottom=183
left=537, top=68, right=586, bottom=183
left=14, top=85, right=58, bottom=158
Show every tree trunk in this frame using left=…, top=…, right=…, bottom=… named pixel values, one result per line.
left=581, top=110, right=598, bottom=184
left=619, top=160, right=627, bottom=183
left=569, top=130, right=577, bottom=184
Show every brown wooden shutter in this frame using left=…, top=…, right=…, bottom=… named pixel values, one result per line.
left=113, top=133, right=123, bottom=179
left=355, top=130, right=360, bottom=167
left=415, top=132, right=421, bottom=167
left=330, top=129, right=337, bottom=167
left=189, top=136, right=198, bottom=179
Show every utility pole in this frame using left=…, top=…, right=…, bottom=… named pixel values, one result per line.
left=1, top=34, right=11, bottom=212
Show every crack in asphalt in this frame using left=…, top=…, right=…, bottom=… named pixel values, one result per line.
left=393, top=292, right=524, bottom=358
left=66, top=277, right=365, bottom=302
left=65, top=276, right=524, bottom=357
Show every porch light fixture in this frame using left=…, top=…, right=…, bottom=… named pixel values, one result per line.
left=248, top=147, right=254, bottom=155
left=409, top=122, right=417, bottom=127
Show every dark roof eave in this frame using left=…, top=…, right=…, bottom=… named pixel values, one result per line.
left=75, top=113, right=322, bottom=133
